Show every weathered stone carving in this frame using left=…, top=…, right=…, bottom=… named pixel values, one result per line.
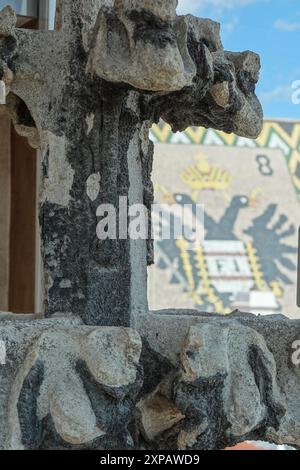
left=137, top=312, right=300, bottom=450
left=1, top=311, right=300, bottom=450
left=1, top=0, right=298, bottom=452
left=0, top=316, right=142, bottom=449
left=0, top=0, right=263, bottom=326
left=88, top=3, right=262, bottom=137
left=88, top=1, right=194, bottom=91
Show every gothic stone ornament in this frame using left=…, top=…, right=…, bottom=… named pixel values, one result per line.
left=1, top=0, right=299, bottom=452
left=0, top=0, right=263, bottom=326
left=0, top=316, right=142, bottom=450
left=137, top=311, right=300, bottom=450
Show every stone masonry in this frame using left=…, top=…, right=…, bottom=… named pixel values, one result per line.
left=0, top=0, right=299, bottom=450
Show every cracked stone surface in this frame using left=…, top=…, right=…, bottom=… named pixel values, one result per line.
left=0, top=316, right=142, bottom=450
left=136, top=311, right=300, bottom=450
left=1, top=312, right=300, bottom=450
left=1, top=0, right=297, bottom=452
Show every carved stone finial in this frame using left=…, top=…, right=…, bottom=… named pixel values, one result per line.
left=87, top=5, right=262, bottom=138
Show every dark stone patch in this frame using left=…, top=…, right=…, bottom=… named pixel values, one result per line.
left=172, top=373, right=230, bottom=450
left=0, top=35, right=17, bottom=62
left=17, top=361, right=44, bottom=450
left=139, top=339, right=176, bottom=398
left=105, top=9, right=130, bottom=61
left=248, top=345, right=285, bottom=432
left=76, top=359, right=143, bottom=443
left=237, top=70, right=256, bottom=95
left=128, top=9, right=176, bottom=48
left=140, top=124, right=154, bottom=265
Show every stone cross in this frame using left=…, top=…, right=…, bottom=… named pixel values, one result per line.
left=1, top=0, right=262, bottom=327
left=1, top=0, right=300, bottom=451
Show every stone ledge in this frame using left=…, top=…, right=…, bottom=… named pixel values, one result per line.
left=137, top=311, right=300, bottom=450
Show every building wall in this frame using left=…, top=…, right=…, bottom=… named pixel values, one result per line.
left=149, top=120, right=300, bottom=319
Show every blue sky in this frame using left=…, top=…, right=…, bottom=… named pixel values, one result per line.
left=178, top=0, right=300, bottom=120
